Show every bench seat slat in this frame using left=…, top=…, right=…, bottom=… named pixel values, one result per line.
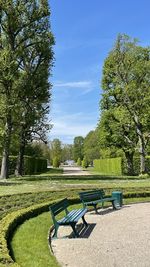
left=58, top=208, right=87, bottom=225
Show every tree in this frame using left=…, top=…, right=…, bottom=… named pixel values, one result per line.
left=98, top=107, right=138, bottom=175
left=83, top=130, right=100, bottom=165
left=73, top=136, right=84, bottom=162
left=0, top=0, right=54, bottom=178
left=50, top=139, right=62, bottom=163
left=101, top=34, right=150, bottom=174
left=61, top=144, right=73, bottom=163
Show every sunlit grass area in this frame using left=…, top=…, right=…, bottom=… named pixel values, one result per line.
left=11, top=212, right=60, bottom=267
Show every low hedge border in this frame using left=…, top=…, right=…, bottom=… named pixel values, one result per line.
left=0, top=197, right=78, bottom=266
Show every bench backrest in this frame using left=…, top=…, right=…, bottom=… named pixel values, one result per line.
left=79, top=189, right=105, bottom=202
left=49, top=198, right=69, bottom=217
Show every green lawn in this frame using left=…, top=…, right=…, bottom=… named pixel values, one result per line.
left=11, top=212, right=60, bottom=267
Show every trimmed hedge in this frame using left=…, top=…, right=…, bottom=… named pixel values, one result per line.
left=24, top=156, right=47, bottom=175
left=93, top=157, right=122, bottom=175
left=94, top=157, right=150, bottom=176
left=0, top=156, right=47, bottom=175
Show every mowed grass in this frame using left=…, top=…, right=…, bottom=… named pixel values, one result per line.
left=1, top=176, right=150, bottom=196
left=11, top=212, right=60, bottom=267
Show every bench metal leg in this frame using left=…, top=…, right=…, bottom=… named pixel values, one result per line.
left=70, top=222, right=79, bottom=238
left=93, top=204, right=98, bottom=213
left=52, top=224, right=59, bottom=239
left=82, top=215, right=88, bottom=227
left=112, top=200, right=117, bottom=210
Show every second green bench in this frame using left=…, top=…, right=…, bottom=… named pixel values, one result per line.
left=79, top=189, right=119, bottom=213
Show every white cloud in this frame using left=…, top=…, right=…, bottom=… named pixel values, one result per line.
left=53, top=80, right=95, bottom=95
left=53, top=80, right=92, bottom=89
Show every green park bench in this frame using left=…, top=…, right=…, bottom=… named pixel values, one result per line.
left=79, top=189, right=119, bottom=213
left=49, top=198, right=88, bottom=238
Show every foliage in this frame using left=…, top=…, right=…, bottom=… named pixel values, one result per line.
left=50, top=139, right=62, bottom=163
left=77, top=158, right=82, bottom=166
left=73, top=136, right=84, bottom=162
left=0, top=0, right=54, bottom=178
left=101, top=34, right=150, bottom=174
left=0, top=156, right=47, bottom=175
left=94, top=158, right=122, bottom=175
left=52, top=157, right=60, bottom=168
left=83, top=130, right=100, bottom=165
left=61, top=144, right=73, bottom=163
left=82, top=156, right=89, bottom=168
left=24, top=157, right=47, bottom=175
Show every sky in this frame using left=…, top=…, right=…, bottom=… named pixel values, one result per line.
left=49, top=0, right=150, bottom=144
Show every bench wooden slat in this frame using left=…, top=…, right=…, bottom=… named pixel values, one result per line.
left=58, top=208, right=87, bottom=225
left=50, top=198, right=69, bottom=216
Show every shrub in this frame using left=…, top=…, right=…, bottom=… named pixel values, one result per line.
left=77, top=158, right=81, bottom=166
left=52, top=157, right=60, bottom=168
left=82, top=157, right=89, bottom=168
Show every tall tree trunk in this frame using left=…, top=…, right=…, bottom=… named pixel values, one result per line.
left=0, top=113, right=12, bottom=179
left=15, top=127, right=26, bottom=176
left=124, top=151, right=134, bottom=175
left=134, top=115, right=146, bottom=174
left=139, top=135, right=146, bottom=174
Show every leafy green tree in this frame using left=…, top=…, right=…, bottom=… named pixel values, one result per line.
left=50, top=139, right=62, bottom=163
left=101, top=34, right=150, bottom=174
left=83, top=130, right=100, bottom=165
left=0, top=0, right=54, bottom=178
left=73, top=136, right=84, bottom=162
left=98, top=108, right=138, bottom=175
left=61, top=144, right=73, bottom=163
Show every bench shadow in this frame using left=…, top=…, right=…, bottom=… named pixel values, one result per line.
left=88, top=205, right=130, bottom=216
left=69, top=223, right=96, bottom=239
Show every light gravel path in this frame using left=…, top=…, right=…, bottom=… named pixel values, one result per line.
left=51, top=202, right=150, bottom=267
left=62, top=166, right=90, bottom=176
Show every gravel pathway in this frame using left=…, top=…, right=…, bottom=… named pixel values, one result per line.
left=51, top=203, right=150, bottom=267
left=62, top=166, right=90, bottom=176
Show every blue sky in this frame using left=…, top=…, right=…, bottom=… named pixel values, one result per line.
left=49, top=0, right=150, bottom=144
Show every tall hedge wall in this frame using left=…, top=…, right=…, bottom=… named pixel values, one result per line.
left=94, top=156, right=150, bottom=175
left=0, top=156, right=47, bottom=175
left=93, top=157, right=122, bottom=175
